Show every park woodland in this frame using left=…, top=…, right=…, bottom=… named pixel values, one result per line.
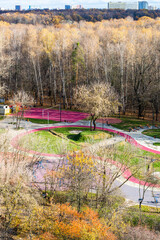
left=0, top=17, right=159, bottom=119
left=1, top=12, right=160, bottom=240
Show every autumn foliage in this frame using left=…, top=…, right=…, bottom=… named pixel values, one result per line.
left=29, top=203, right=117, bottom=240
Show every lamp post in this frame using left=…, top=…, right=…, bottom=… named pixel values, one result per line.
left=42, top=109, right=45, bottom=118
left=48, top=112, right=49, bottom=130
left=59, top=102, right=61, bottom=122
left=118, top=106, right=121, bottom=118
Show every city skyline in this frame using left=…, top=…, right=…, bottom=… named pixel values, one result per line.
left=0, top=0, right=159, bottom=10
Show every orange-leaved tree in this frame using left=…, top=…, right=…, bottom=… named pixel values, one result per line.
left=29, top=203, right=117, bottom=240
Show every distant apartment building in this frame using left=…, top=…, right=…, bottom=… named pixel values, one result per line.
left=28, top=5, right=41, bottom=10
left=126, top=2, right=138, bottom=10
left=138, top=1, right=148, bottom=10
left=65, top=5, right=72, bottom=9
left=72, top=5, right=83, bottom=9
left=148, top=5, right=157, bottom=10
left=108, top=2, right=138, bottom=10
left=15, top=5, right=21, bottom=11
left=108, top=2, right=126, bottom=9
left=65, top=4, right=83, bottom=10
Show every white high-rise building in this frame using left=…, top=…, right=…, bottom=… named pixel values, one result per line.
left=72, top=5, right=83, bottom=9
left=108, top=2, right=126, bottom=9
left=108, top=2, right=138, bottom=10
left=126, top=2, right=138, bottom=10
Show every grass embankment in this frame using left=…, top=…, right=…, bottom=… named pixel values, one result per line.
left=53, top=127, right=114, bottom=142
left=111, top=116, right=159, bottom=131
left=0, top=129, right=5, bottom=134
left=153, top=143, right=160, bottom=146
left=124, top=205, right=160, bottom=230
left=101, top=141, right=160, bottom=179
left=24, top=118, right=59, bottom=124
left=19, top=127, right=114, bottom=154
left=116, top=142, right=160, bottom=168
left=143, top=129, right=160, bottom=139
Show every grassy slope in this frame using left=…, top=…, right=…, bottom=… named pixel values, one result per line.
left=53, top=127, right=114, bottom=142
left=102, top=142, right=160, bottom=176
left=20, top=127, right=113, bottom=154
left=24, top=118, right=59, bottom=124
left=111, top=116, right=159, bottom=131
left=0, top=129, right=5, bottom=134
left=125, top=205, right=160, bottom=230
left=143, top=129, right=160, bottom=139
left=153, top=143, right=160, bottom=146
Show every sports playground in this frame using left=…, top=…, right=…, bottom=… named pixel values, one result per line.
left=22, top=108, right=89, bottom=122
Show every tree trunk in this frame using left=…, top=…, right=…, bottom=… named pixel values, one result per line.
left=90, top=116, right=93, bottom=131
left=93, top=119, right=96, bottom=131
left=156, top=110, right=159, bottom=121
left=138, top=101, right=144, bottom=118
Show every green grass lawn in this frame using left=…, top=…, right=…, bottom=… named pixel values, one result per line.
left=0, top=129, right=5, bottom=134
left=0, top=116, right=4, bottom=120
left=153, top=143, right=160, bottom=146
left=24, top=118, right=59, bottom=124
left=19, top=127, right=114, bottom=155
left=124, top=205, right=160, bottom=230
left=142, top=129, right=160, bottom=139
left=115, top=142, right=160, bottom=167
left=100, top=141, right=160, bottom=179
left=111, top=116, right=159, bottom=131
left=19, top=130, right=78, bottom=154
left=53, top=127, right=114, bottom=143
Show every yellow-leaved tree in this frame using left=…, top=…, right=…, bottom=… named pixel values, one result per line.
left=62, top=151, right=94, bottom=212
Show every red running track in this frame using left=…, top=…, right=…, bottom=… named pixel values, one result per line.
left=12, top=108, right=122, bottom=124
left=11, top=125, right=160, bottom=188
left=22, top=108, right=89, bottom=122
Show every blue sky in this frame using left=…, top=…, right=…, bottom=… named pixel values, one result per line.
left=0, top=0, right=159, bottom=10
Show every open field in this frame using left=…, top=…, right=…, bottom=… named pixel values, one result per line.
left=19, top=127, right=114, bottom=155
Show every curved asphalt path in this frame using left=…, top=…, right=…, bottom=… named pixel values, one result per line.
left=95, top=122, right=160, bottom=207
left=4, top=117, right=160, bottom=207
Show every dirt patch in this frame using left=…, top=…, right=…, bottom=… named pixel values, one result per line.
left=69, top=130, right=82, bottom=134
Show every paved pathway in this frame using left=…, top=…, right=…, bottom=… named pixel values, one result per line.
left=2, top=116, right=160, bottom=206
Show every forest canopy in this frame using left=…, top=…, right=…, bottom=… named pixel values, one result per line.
left=0, top=17, right=160, bottom=119
left=0, top=9, right=160, bottom=25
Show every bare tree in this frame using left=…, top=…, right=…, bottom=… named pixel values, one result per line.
left=10, top=91, right=34, bottom=129
left=74, top=82, right=120, bottom=130
left=0, top=83, right=6, bottom=97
